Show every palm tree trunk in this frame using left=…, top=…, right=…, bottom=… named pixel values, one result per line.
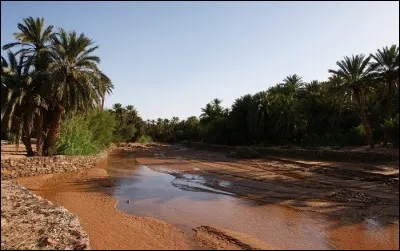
left=15, top=120, right=22, bottom=151
left=2, top=110, right=14, bottom=140
left=101, top=94, right=105, bottom=111
left=22, top=112, right=34, bottom=156
left=383, top=81, right=394, bottom=147
left=35, top=109, right=44, bottom=156
left=43, top=108, right=63, bottom=156
left=354, top=90, right=374, bottom=148
left=6, top=113, right=12, bottom=135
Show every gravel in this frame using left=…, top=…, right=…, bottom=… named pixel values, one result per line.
left=1, top=180, right=90, bottom=250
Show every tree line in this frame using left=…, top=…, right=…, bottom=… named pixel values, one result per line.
left=120, top=46, right=399, bottom=148
left=2, top=17, right=399, bottom=156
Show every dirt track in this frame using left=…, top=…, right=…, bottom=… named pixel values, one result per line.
left=16, top=144, right=399, bottom=250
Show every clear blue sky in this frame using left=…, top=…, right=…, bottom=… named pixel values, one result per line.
left=1, top=1, right=399, bottom=120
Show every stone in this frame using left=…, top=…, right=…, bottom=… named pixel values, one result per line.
left=1, top=150, right=108, bottom=180
left=1, top=181, right=90, bottom=250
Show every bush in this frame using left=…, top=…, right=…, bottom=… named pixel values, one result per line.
left=136, top=135, right=152, bottom=144
left=340, top=124, right=366, bottom=146
left=6, top=132, right=17, bottom=144
left=114, top=124, right=137, bottom=143
left=384, top=114, right=399, bottom=147
left=88, top=111, right=117, bottom=148
left=56, top=111, right=117, bottom=155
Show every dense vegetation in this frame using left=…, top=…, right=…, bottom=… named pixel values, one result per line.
left=139, top=48, right=399, bottom=148
left=109, top=103, right=145, bottom=143
left=56, top=111, right=116, bottom=155
left=1, top=17, right=113, bottom=156
left=2, top=17, right=399, bottom=156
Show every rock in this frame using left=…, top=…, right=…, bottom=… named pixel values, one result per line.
left=126, top=200, right=130, bottom=203
left=46, top=238, right=56, bottom=245
left=1, top=150, right=108, bottom=180
left=1, top=180, right=90, bottom=250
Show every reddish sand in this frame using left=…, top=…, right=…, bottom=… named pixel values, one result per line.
left=13, top=143, right=399, bottom=250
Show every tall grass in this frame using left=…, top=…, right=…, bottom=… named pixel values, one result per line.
left=56, top=111, right=117, bottom=155
left=136, top=135, right=152, bottom=144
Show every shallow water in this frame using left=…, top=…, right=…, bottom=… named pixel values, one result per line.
left=106, top=153, right=399, bottom=250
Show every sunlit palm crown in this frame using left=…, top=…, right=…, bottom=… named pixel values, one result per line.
left=43, top=28, right=113, bottom=114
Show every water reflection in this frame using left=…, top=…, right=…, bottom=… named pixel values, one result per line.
left=105, top=153, right=399, bottom=250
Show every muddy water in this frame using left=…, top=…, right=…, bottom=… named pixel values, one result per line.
left=106, top=153, right=399, bottom=250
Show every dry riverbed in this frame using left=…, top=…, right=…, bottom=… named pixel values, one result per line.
left=16, top=143, right=399, bottom=250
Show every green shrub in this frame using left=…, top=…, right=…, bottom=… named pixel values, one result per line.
left=56, top=111, right=117, bottom=155
left=340, top=124, right=366, bottom=146
left=56, top=116, right=95, bottom=155
left=6, top=132, right=17, bottom=144
left=88, top=111, right=117, bottom=148
left=384, top=114, right=399, bottom=147
left=114, top=124, right=137, bottom=143
left=137, top=135, right=152, bottom=144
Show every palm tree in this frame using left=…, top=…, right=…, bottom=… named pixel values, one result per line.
left=41, top=28, right=112, bottom=155
left=281, top=74, right=304, bottom=95
left=112, top=103, right=124, bottom=127
left=328, top=54, right=375, bottom=148
left=3, top=17, right=54, bottom=156
left=200, top=103, right=213, bottom=121
left=3, top=17, right=53, bottom=67
left=1, top=51, right=36, bottom=155
left=1, top=51, right=20, bottom=140
left=230, top=95, right=254, bottom=144
left=99, top=73, right=113, bottom=111
left=265, top=76, right=306, bottom=144
left=151, top=119, right=156, bottom=139
left=370, top=44, right=399, bottom=146
left=254, top=92, right=268, bottom=143
left=126, top=105, right=134, bottom=112
left=200, top=98, right=225, bottom=123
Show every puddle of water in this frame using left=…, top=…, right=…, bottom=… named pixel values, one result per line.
left=111, top=165, right=334, bottom=249
left=218, top=180, right=232, bottom=188
left=154, top=152, right=165, bottom=158
left=172, top=172, right=235, bottom=196
left=105, top=154, right=399, bottom=250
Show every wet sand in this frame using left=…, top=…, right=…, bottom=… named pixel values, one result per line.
left=17, top=168, right=201, bottom=250
left=17, top=144, right=399, bottom=250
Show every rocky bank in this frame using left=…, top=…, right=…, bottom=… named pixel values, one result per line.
left=1, top=180, right=90, bottom=250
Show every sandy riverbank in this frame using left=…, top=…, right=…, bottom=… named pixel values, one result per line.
left=17, top=167, right=201, bottom=250
left=15, top=143, right=399, bottom=250
left=17, top=162, right=270, bottom=250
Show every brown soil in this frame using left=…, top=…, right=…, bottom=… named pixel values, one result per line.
left=14, top=143, right=399, bottom=250
left=1, top=143, right=36, bottom=159
left=194, top=226, right=273, bottom=250
left=131, top=144, right=398, bottom=214
left=17, top=168, right=203, bottom=250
